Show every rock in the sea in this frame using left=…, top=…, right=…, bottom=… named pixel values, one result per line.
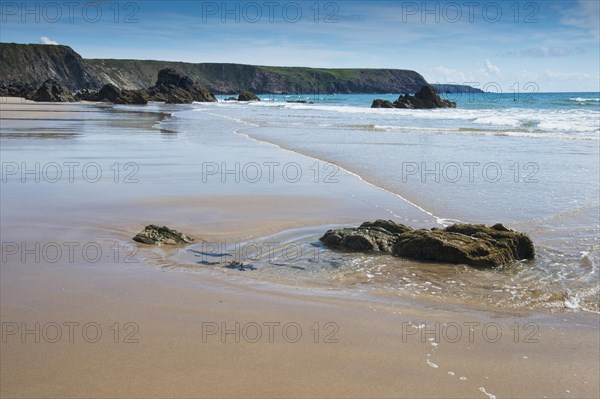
left=320, top=220, right=534, bottom=268
left=225, top=261, right=256, bottom=271
left=30, top=79, right=75, bottom=102
left=371, top=84, right=456, bottom=109
left=147, top=68, right=217, bottom=104
left=320, top=220, right=412, bottom=253
left=371, top=99, right=395, bottom=108
left=133, top=225, right=194, bottom=246
left=238, top=91, right=260, bottom=101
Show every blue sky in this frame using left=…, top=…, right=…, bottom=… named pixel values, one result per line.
left=1, top=0, right=599, bottom=92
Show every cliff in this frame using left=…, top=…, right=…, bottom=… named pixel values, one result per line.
left=0, top=42, right=480, bottom=95
left=0, top=43, right=102, bottom=91
left=85, top=59, right=430, bottom=94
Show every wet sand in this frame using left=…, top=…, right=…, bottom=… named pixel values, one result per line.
left=1, top=100, right=598, bottom=398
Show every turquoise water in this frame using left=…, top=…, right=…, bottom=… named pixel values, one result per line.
left=217, top=91, right=600, bottom=110
left=195, top=92, right=599, bottom=312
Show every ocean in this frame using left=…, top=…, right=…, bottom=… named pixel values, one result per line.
left=178, top=92, right=600, bottom=313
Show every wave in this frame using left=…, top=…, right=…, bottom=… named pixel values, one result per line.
left=570, top=97, right=600, bottom=102
left=196, top=101, right=600, bottom=140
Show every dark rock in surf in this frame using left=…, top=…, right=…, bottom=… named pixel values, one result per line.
left=371, top=84, right=456, bottom=109
left=320, top=221, right=534, bottom=268
left=371, top=99, right=395, bottom=108
left=238, top=91, right=260, bottom=101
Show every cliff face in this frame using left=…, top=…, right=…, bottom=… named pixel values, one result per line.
left=0, top=43, right=102, bottom=91
left=0, top=43, right=477, bottom=94
left=84, top=59, right=430, bottom=94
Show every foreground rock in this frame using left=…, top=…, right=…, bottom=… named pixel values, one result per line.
left=133, top=225, right=194, bottom=246
left=320, top=220, right=534, bottom=268
left=147, top=68, right=216, bottom=104
left=371, top=84, right=456, bottom=109
left=238, top=91, right=260, bottom=101
left=30, top=79, right=75, bottom=102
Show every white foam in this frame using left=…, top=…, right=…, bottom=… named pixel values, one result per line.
left=479, top=387, right=497, bottom=399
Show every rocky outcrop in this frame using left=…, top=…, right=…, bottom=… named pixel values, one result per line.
left=30, top=79, right=75, bottom=102
left=146, top=68, right=216, bottom=104
left=320, top=220, right=413, bottom=253
left=371, top=99, right=395, bottom=108
left=371, top=85, right=456, bottom=109
left=75, top=84, right=148, bottom=104
left=0, top=81, right=37, bottom=98
left=133, top=225, right=194, bottom=246
left=320, top=220, right=534, bottom=268
left=0, top=43, right=101, bottom=90
left=238, top=91, right=260, bottom=101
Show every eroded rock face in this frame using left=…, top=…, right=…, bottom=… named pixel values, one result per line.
left=319, top=220, right=534, bottom=268
left=133, top=225, right=194, bottom=246
left=30, top=79, right=75, bottom=102
left=371, top=84, right=456, bottom=109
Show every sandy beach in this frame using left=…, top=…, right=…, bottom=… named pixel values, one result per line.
left=1, top=99, right=598, bottom=398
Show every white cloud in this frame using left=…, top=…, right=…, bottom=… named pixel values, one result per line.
left=482, top=59, right=500, bottom=77
left=522, top=46, right=578, bottom=58
left=424, top=59, right=501, bottom=85
left=560, top=0, right=600, bottom=41
left=39, top=37, right=58, bottom=45
left=543, top=70, right=594, bottom=81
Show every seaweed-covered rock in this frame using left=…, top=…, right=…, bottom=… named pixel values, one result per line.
left=238, top=91, right=260, bottom=101
left=320, top=221, right=534, bottom=268
left=133, top=225, right=194, bottom=246
left=320, top=220, right=411, bottom=253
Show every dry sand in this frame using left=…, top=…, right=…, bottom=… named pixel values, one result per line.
left=1, top=100, right=598, bottom=398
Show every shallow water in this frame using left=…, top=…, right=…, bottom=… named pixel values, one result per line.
left=185, top=93, right=599, bottom=313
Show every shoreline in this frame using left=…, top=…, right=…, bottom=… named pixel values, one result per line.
left=1, top=99, right=599, bottom=398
